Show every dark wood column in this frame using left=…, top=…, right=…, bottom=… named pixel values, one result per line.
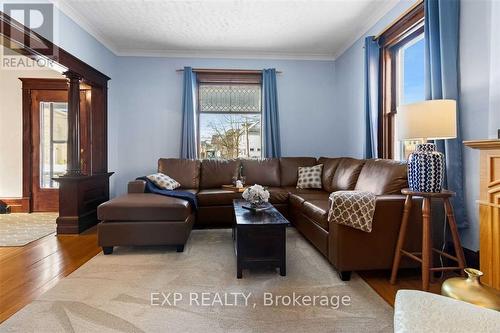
left=64, top=71, right=82, bottom=176
left=54, top=78, right=113, bottom=234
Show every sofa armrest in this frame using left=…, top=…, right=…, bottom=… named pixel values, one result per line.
left=328, top=195, right=422, bottom=271
left=128, top=180, right=146, bottom=193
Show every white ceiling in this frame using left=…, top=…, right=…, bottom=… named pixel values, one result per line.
left=56, top=0, right=401, bottom=60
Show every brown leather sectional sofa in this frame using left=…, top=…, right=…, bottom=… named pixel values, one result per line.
left=97, top=157, right=422, bottom=280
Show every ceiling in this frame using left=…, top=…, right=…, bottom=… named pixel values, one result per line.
left=57, top=0, right=401, bottom=60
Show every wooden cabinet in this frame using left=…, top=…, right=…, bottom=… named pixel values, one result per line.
left=464, top=139, right=500, bottom=290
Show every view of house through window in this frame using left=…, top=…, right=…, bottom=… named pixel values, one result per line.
left=198, top=83, right=262, bottom=159
left=394, top=34, right=425, bottom=160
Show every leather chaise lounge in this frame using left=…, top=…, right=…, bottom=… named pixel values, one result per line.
left=97, top=157, right=422, bottom=280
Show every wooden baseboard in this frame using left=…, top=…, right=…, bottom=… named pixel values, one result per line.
left=0, top=197, right=30, bottom=213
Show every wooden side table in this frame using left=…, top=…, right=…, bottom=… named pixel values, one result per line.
left=390, top=188, right=466, bottom=291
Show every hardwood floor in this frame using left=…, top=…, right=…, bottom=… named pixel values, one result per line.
left=0, top=227, right=101, bottom=323
left=0, top=226, right=444, bottom=324
left=359, top=269, right=443, bottom=306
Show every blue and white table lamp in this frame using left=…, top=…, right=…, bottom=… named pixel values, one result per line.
left=396, top=100, right=457, bottom=193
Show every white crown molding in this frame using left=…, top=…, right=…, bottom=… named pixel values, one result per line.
left=115, top=48, right=336, bottom=61
left=332, top=0, right=401, bottom=59
left=51, top=0, right=120, bottom=55
left=51, top=0, right=399, bottom=62
left=52, top=0, right=335, bottom=60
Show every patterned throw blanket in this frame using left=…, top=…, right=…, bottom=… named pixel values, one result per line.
left=328, top=191, right=376, bottom=232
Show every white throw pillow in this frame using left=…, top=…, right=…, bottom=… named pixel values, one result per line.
left=296, top=164, right=323, bottom=189
left=146, top=173, right=181, bottom=190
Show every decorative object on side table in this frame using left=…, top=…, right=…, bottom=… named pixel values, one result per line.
left=397, top=99, right=457, bottom=192
left=242, top=184, right=271, bottom=212
left=442, top=268, right=500, bottom=311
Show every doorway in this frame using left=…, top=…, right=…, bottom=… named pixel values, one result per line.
left=21, top=79, right=90, bottom=212
left=30, top=89, right=68, bottom=211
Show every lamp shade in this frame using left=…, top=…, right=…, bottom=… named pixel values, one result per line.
left=396, top=99, right=457, bottom=141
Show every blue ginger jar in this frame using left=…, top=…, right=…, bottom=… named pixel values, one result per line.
left=407, top=143, right=444, bottom=192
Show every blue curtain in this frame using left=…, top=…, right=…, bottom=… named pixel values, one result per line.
left=425, top=0, right=467, bottom=227
left=364, top=36, right=380, bottom=159
left=180, top=66, right=197, bottom=159
left=262, top=68, right=281, bottom=158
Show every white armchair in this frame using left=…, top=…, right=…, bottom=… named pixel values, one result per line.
left=394, top=289, right=500, bottom=333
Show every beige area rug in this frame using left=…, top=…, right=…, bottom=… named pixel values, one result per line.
left=0, top=229, right=393, bottom=332
left=0, top=213, right=57, bottom=246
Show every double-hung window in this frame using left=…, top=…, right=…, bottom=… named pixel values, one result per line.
left=379, top=2, right=425, bottom=160
left=197, top=73, right=262, bottom=159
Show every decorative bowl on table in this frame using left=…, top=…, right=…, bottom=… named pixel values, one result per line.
left=242, top=184, right=271, bottom=212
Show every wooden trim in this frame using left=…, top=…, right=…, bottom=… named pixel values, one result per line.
left=0, top=198, right=30, bottom=213
left=177, top=68, right=281, bottom=74
left=375, top=0, right=424, bottom=40
left=377, top=1, right=425, bottom=46
left=21, top=79, right=70, bottom=212
left=18, top=78, right=68, bottom=90
left=21, top=86, right=32, bottom=211
left=0, top=12, right=110, bottom=87
left=378, top=1, right=424, bottom=159
left=464, top=139, right=500, bottom=149
left=197, top=72, right=262, bottom=84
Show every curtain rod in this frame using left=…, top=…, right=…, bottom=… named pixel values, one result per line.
left=176, top=68, right=282, bottom=74
left=374, top=0, right=423, bottom=40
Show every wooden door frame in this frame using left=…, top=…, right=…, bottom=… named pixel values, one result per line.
left=20, top=79, right=92, bottom=212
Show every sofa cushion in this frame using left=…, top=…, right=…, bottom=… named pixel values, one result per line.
left=331, top=158, right=365, bottom=191
left=283, top=186, right=327, bottom=195
left=200, top=159, right=240, bottom=189
left=288, top=190, right=330, bottom=209
left=241, top=159, right=280, bottom=187
left=158, top=158, right=200, bottom=189
left=197, top=187, right=288, bottom=206
left=297, top=164, right=323, bottom=189
left=302, top=200, right=330, bottom=231
left=318, top=157, right=343, bottom=192
left=279, top=157, right=317, bottom=186
left=197, top=189, right=242, bottom=206
left=97, top=193, right=191, bottom=221
left=267, top=187, right=290, bottom=204
left=355, top=159, right=408, bottom=195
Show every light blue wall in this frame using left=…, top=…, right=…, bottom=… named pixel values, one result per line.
left=459, top=0, right=500, bottom=250
left=1, top=4, right=340, bottom=199
left=334, top=0, right=496, bottom=251
left=111, top=57, right=337, bottom=196
left=334, top=0, right=416, bottom=158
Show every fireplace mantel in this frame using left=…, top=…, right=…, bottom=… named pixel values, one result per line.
left=464, top=139, right=500, bottom=290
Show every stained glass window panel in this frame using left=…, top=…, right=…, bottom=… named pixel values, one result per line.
left=199, top=84, right=261, bottom=113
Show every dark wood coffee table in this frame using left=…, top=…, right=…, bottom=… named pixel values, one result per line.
left=232, top=199, right=289, bottom=279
